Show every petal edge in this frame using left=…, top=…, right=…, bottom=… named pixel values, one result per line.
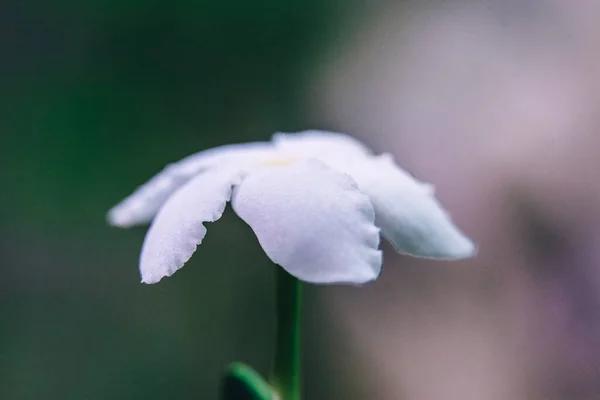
left=139, top=168, right=241, bottom=284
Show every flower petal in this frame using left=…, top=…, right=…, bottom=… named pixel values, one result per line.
left=272, top=130, right=372, bottom=160
left=139, top=168, right=241, bottom=284
left=232, top=159, right=382, bottom=284
left=342, top=154, right=476, bottom=259
left=107, top=142, right=274, bottom=227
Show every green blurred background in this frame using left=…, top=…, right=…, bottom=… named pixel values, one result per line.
left=0, top=1, right=344, bottom=398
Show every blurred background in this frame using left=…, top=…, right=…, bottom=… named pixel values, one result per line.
left=2, top=0, right=600, bottom=399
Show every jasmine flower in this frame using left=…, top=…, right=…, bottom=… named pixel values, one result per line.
left=108, top=131, right=475, bottom=284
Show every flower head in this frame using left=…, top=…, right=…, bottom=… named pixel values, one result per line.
left=108, top=131, right=475, bottom=285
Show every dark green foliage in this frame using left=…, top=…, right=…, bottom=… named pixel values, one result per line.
left=0, top=1, right=337, bottom=399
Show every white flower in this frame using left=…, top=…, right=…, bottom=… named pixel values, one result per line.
left=108, top=130, right=475, bottom=285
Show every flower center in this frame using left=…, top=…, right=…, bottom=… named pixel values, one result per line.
left=262, top=157, right=300, bottom=167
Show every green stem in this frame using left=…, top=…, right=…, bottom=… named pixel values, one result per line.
left=269, top=267, right=302, bottom=400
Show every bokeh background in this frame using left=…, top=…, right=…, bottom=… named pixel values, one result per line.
left=3, top=0, right=600, bottom=399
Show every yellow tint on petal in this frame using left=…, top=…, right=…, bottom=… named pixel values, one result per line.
left=261, top=158, right=300, bottom=167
